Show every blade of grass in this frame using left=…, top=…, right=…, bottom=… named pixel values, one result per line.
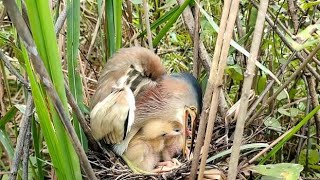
left=21, top=44, right=68, bottom=179
left=67, top=0, right=87, bottom=149
left=138, top=5, right=179, bottom=38
left=105, top=0, right=115, bottom=58
left=206, top=143, right=269, bottom=163
left=31, top=117, right=44, bottom=180
left=152, top=0, right=192, bottom=47
left=114, top=0, right=122, bottom=50
left=0, top=106, right=18, bottom=128
left=24, top=0, right=81, bottom=178
left=197, top=2, right=284, bottom=89
left=0, top=60, right=12, bottom=107
left=259, top=104, right=320, bottom=164
left=0, top=129, right=14, bottom=160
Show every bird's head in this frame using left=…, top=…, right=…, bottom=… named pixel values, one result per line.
left=140, top=120, right=183, bottom=140
left=118, top=47, right=166, bottom=81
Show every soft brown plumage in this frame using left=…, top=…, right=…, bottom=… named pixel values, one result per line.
left=90, top=47, right=202, bottom=173
left=90, top=47, right=166, bottom=145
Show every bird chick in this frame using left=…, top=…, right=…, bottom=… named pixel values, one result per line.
left=161, top=132, right=184, bottom=161
left=124, top=120, right=183, bottom=172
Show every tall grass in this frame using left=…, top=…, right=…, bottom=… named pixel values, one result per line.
left=24, top=0, right=81, bottom=179
left=67, top=0, right=88, bottom=149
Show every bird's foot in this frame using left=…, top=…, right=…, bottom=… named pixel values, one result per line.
left=153, top=158, right=181, bottom=173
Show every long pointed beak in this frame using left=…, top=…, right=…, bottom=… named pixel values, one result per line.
left=183, top=107, right=197, bottom=159
left=183, top=110, right=188, bottom=159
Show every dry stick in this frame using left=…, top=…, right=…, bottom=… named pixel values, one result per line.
left=192, top=0, right=200, bottom=78
left=86, top=0, right=105, bottom=60
left=53, top=7, right=100, bottom=151
left=54, top=7, right=67, bottom=35
left=304, top=49, right=320, bottom=67
left=0, top=50, right=30, bottom=89
left=1, top=6, right=100, bottom=153
left=287, top=0, right=299, bottom=34
left=9, top=95, right=34, bottom=180
left=306, top=75, right=320, bottom=143
left=247, top=44, right=320, bottom=126
left=177, top=0, right=210, bottom=72
left=250, top=0, right=320, bottom=82
left=2, top=1, right=97, bottom=179
left=227, top=0, right=269, bottom=178
left=198, top=0, right=242, bottom=178
left=143, top=0, right=153, bottom=50
left=304, top=75, right=312, bottom=171
left=245, top=129, right=292, bottom=166
left=188, top=0, right=232, bottom=177
left=64, top=83, right=101, bottom=152
left=22, top=121, right=31, bottom=180
left=266, top=7, right=320, bottom=67
left=246, top=5, right=320, bottom=119
left=246, top=52, right=296, bottom=120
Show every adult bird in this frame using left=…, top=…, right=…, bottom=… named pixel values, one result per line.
left=90, top=47, right=202, bottom=173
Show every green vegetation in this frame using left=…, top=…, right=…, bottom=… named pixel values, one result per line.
left=0, top=0, right=319, bottom=179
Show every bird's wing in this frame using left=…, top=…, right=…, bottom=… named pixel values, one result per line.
left=90, top=88, right=135, bottom=144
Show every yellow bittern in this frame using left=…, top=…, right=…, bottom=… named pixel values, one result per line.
left=90, top=47, right=202, bottom=173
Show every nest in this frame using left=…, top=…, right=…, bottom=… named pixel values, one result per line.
left=87, top=116, right=234, bottom=180
left=88, top=149, right=192, bottom=179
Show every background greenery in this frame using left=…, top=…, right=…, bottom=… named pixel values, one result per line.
left=0, top=0, right=319, bottom=179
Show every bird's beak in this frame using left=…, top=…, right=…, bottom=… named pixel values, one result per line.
left=183, top=106, right=197, bottom=159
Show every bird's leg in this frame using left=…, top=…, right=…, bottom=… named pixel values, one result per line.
left=121, top=155, right=156, bottom=174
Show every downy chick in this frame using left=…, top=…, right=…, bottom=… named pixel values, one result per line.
left=124, top=120, right=182, bottom=172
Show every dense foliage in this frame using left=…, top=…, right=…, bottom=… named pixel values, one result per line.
left=0, top=0, right=319, bottom=179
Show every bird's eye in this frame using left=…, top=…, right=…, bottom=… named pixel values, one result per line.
left=174, top=128, right=181, bottom=133
left=190, top=106, right=197, bottom=112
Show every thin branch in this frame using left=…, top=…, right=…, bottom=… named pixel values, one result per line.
left=244, top=129, right=292, bottom=166
left=9, top=94, right=34, bottom=180
left=192, top=0, right=200, bottom=78
left=177, top=0, right=211, bottom=73
left=2, top=1, right=97, bottom=179
left=22, top=121, right=31, bottom=180
left=250, top=0, right=320, bottom=82
left=246, top=52, right=296, bottom=119
left=86, top=0, right=105, bottom=60
left=143, top=0, right=153, bottom=50
left=287, top=0, right=299, bottom=34
left=0, top=1, right=101, bottom=153
left=187, top=0, right=233, bottom=176
left=0, top=50, right=30, bottom=89
left=64, top=83, right=102, bottom=152
left=247, top=43, right=320, bottom=125
left=54, top=7, right=67, bottom=35
left=306, top=74, right=320, bottom=143
left=227, top=0, right=269, bottom=178
left=198, top=0, right=242, bottom=178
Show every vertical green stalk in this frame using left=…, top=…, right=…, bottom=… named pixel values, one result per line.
left=105, top=0, right=122, bottom=59
left=114, top=0, right=122, bottom=50
left=31, top=117, right=44, bottom=180
left=259, top=105, right=320, bottom=164
left=152, top=0, right=192, bottom=47
left=24, top=0, right=81, bottom=179
left=105, top=0, right=115, bottom=58
left=67, top=0, right=87, bottom=149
